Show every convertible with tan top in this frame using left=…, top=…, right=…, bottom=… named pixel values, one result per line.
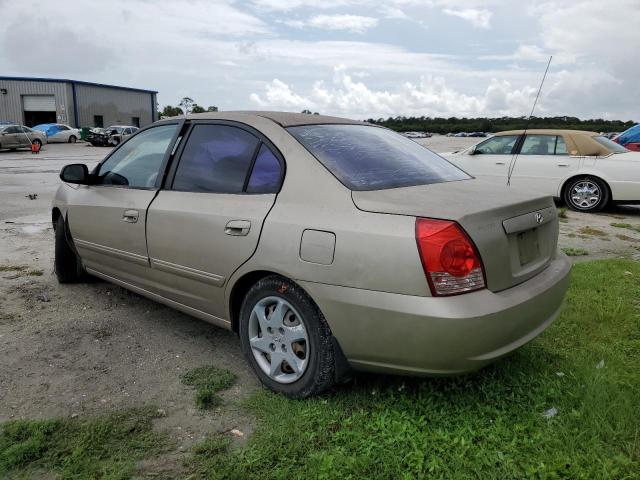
left=443, top=129, right=638, bottom=212
left=52, top=112, right=570, bottom=398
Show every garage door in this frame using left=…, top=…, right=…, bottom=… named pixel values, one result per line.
left=23, top=95, right=56, bottom=111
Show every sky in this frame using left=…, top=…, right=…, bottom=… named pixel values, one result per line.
left=1, top=0, right=638, bottom=120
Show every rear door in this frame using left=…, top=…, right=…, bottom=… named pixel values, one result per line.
left=454, top=135, right=520, bottom=183
left=509, top=134, right=579, bottom=195
left=66, top=122, right=182, bottom=287
left=146, top=121, right=284, bottom=319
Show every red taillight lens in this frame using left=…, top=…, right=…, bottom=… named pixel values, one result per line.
left=415, top=218, right=486, bottom=296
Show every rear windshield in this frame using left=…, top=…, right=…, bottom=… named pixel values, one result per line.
left=592, top=135, right=629, bottom=153
left=287, top=124, right=470, bottom=191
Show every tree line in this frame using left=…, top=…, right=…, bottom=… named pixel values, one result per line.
left=366, top=116, right=635, bottom=134
left=159, top=97, right=218, bottom=118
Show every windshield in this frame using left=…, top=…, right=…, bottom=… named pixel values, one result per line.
left=593, top=135, right=629, bottom=154
left=287, top=124, right=470, bottom=191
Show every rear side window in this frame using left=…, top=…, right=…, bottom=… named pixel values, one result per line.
left=246, top=144, right=282, bottom=193
left=521, top=135, right=556, bottom=155
left=172, top=124, right=259, bottom=193
left=288, top=124, right=469, bottom=191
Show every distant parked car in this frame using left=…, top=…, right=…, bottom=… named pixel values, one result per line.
left=403, top=131, right=432, bottom=139
left=0, top=124, right=47, bottom=151
left=467, top=132, right=487, bottom=137
left=443, top=129, right=637, bottom=212
left=87, top=125, right=139, bottom=146
left=33, top=124, right=81, bottom=143
left=613, top=124, right=640, bottom=152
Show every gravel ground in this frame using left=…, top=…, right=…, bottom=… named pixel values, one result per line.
left=1, top=138, right=639, bottom=454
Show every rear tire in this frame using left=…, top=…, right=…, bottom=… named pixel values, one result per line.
left=563, top=176, right=609, bottom=212
left=69, top=135, right=77, bottom=143
left=239, top=275, right=336, bottom=398
left=55, top=216, right=86, bottom=283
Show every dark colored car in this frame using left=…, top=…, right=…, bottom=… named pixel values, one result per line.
left=87, top=125, right=139, bottom=147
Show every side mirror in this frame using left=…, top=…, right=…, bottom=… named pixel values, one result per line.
left=60, top=163, right=90, bottom=184
left=468, top=145, right=477, bottom=155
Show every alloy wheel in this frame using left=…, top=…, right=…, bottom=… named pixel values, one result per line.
left=570, top=180, right=600, bottom=209
left=248, top=296, right=309, bottom=384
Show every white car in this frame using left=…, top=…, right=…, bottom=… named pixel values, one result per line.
left=32, top=123, right=81, bottom=143
left=442, top=129, right=639, bottom=212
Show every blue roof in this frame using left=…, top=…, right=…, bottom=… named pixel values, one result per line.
left=0, top=76, right=157, bottom=94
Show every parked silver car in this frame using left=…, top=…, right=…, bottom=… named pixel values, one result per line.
left=52, top=112, right=571, bottom=398
left=0, top=124, right=47, bottom=151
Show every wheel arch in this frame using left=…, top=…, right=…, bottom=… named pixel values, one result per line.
left=227, top=269, right=353, bottom=382
left=52, top=207, right=62, bottom=230
left=560, top=172, right=612, bottom=201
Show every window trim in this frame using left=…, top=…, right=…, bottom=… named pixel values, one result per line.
left=164, top=119, right=286, bottom=195
left=90, top=119, right=185, bottom=191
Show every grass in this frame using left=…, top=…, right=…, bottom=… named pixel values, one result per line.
left=0, top=407, right=169, bottom=479
left=181, top=366, right=237, bottom=410
left=0, top=265, right=44, bottom=276
left=611, top=222, right=640, bottom=233
left=578, top=226, right=608, bottom=238
left=562, top=247, right=589, bottom=256
left=2, top=261, right=639, bottom=479
left=557, top=207, right=568, bottom=219
left=188, top=260, right=640, bottom=479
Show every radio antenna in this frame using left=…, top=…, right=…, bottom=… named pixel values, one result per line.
left=507, top=55, right=552, bottom=186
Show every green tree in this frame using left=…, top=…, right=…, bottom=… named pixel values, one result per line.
left=161, top=105, right=183, bottom=118
left=207, top=106, right=219, bottom=112
left=179, top=97, right=195, bottom=115
left=191, top=104, right=206, bottom=114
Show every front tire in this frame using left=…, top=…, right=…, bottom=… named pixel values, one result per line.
left=563, top=176, right=609, bottom=212
left=239, top=275, right=336, bottom=398
left=69, top=135, right=77, bottom=143
left=54, top=216, right=86, bottom=283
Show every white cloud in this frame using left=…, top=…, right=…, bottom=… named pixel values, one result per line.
left=443, top=8, right=492, bottom=28
left=285, top=14, right=379, bottom=33
left=250, top=65, right=538, bottom=118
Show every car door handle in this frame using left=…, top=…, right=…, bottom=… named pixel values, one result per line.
left=122, top=209, right=139, bottom=223
left=495, top=161, right=506, bottom=165
left=225, top=220, right=251, bottom=236
left=557, top=163, right=569, bottom=167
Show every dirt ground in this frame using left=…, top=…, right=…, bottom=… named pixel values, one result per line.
left=1, top=139, right=639, bottom=454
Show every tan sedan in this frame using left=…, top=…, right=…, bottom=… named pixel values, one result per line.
left=52, top=112, right=571, bottom=398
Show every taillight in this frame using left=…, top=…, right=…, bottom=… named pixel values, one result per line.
left=415, top=218, right=486, bottom=296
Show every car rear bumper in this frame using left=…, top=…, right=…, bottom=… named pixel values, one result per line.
left=298, top=252, right=571, bottom=375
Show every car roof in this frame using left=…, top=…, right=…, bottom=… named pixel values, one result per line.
left=183, top=111, right=366, bottom=127
left=494, top=129, right=599, bottom=137
left=492, top=129, right=617, bottom=156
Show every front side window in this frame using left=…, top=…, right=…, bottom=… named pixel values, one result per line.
left=172, top=124, right=259, bottom=193
left=96, top=124, right=178, bottom=188
left=520, top=135, right=556, bottom=155
left=288, top=124, right=469, bottom=191
left=474, top=135, right=519, bottom=155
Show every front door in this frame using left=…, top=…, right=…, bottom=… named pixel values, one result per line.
left=1, top=126, right=21, bottom=148
left=66, top=123, right=181, bottom=287
left=455, top=134, right=521, bottom=185
left=146, top=122, right=284, bottom=319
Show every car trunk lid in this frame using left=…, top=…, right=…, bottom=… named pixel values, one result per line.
left=351, top=179, right=558, bottom=292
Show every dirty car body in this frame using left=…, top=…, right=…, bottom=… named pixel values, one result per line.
left=87, top=125, right=138, bottom=147
left=52, top=112, right=571, bottom=397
